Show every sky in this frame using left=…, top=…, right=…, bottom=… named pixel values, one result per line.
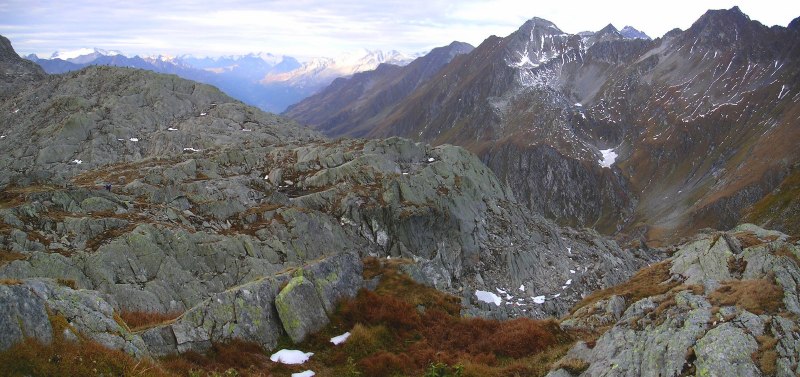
left=1, top=0, right=798, bottom=60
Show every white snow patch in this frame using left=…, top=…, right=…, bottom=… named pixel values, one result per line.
left=242, top=128, right=252, bottom=132
left=200, top=112, right=207, bottom=116
left=402, top=172, right=409, bottom=175
left=167, top=127, right=178, bottom=131
left=428, top=157, right=435, bottom=162
left=519, top=284, right=525, bottom=292
left=475, top=290, right=502, bottom=306
left=72, top=159, right=83, bottom=165
left=567, top=247, right=571, bottom=254
left=598, top=148, right=617, bottom=168
left=183, top=147, right=201, bottom=152
left=0, top=135, right=5, bottom=139
left=117, top=138, right=125, bottom=141
left=129, top=137, right=139, bottom=142
left=330, top=332, right=351, bottom=345
left=566, top=279, right=572, bottom=285
left=292, top=371, right=315, bottom=377
left=270, top=349, right=313, bottom=364
left=569, top=269, right=576, bottom=274
left=575, top=103, right=582, bottom=107
left=12, top=109, right=19, bottom=113
left=532, top=295, right=546, bottom=304
left=552, top=293, right=561, bottom=298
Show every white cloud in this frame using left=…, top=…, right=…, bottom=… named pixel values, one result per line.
left=1, top=0, right=797, bottom=59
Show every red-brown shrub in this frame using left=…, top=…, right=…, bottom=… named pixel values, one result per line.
left=340, top=290, right=421, bottom=331
left=358, top=350, right=413, bottom=377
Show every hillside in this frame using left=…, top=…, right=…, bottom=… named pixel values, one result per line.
left=287, top=8, right=800, bottom=244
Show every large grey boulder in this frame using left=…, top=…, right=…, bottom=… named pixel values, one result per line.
left=141, top=274, right=289, bottom=356
left=275, top=276, right=330, bottom=343
left=695, top=323, right=760, bottom=377
left=0, top=282, right=52, bottom=351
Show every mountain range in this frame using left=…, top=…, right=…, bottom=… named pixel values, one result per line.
left=26, top=48, right=416, bottom=113
left=286, top=7, right=800, bottom=245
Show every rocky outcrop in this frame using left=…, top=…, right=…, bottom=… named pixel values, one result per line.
left=552, top=224, right=800, bottom=377
left=1, top=136, right=657, bottom=323
left=141, top=252, right=362, bottom=356
left=0, top=279, right=147, bottom=356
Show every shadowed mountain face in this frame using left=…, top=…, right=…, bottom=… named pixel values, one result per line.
left=287, top=7, right=800, bottom=243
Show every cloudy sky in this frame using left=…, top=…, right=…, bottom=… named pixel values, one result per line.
left=1, top=0, right=798, bottom=60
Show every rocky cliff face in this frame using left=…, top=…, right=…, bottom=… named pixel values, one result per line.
left=286, top=7, right=800, bottom=243
left=0, top=35, right=45, bottom=97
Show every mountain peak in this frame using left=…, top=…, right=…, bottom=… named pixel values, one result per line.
left=518, top=17, right=563, bottom=35
left=597, top=24, right=619, bottom=35
left=790, top=16, right=800, bottom=32
left=620, top=26, right=651, bottom=40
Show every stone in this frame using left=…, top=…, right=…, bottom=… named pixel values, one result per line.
left=275, top=276, right=329, bottom=344
left=695, top=323, right=760, bottom=377
left=0, top=282, right=53, bottom=351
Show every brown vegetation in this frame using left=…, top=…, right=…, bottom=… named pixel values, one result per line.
left=708, top=279, right=784, bottom=315
left=570, top=260, right=678, bottom=315
left=119, top=310, right=184, bottom=332
left=0, top=249, right=26, bottom=266
left=752, top=335, right=778, bottom=376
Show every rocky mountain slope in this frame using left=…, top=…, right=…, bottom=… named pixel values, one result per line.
left=284, top=42, right=474, bottom=137
left=287, top=7, right=800, bottom=244
left=0, top=34, right=657, bottom=359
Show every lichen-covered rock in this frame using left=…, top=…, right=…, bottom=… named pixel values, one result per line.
left=141, top=252, right=363, bottom=355
left=0, top=279, right=147, bottom=356
left=142, top=274, right=289, bottom=356
left=695, top=323, right=760, bottom=377
left=581, top=291, right=711, bottom=377
left=0, top=282, right=52, bottom=351
left=302, top=252, right=363, bottom=315
left=275, top=276, right=330, bottom=343
left=558, top=225, right=800, bottom=377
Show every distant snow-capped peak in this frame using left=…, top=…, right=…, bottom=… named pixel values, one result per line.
left=261, top=49, right=416, bottom=87
left=50, top=48, right=122, bottom=60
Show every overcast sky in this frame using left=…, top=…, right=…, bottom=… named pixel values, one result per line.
left=1, top=0, right=798, bottom=60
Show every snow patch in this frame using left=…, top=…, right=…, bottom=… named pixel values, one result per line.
left=270, top=349, right=313, bottom=364
left=129, top=137, right=139, bottom=142
left=0, top=135, right=5, bottom=139
left=475, top=290, right=502, bottom=306
left=72, top=159, right=83, bottom=165
left=570, top=269, right=576, bottom=274
left=565, top=279, right=572, bottom=285
left=598, top=148, right=617, bottom=168
left=292, top=371, right=315, bottom=377
left=428, top=157, right=435, bottom=162
left=532, top=295, right=546, bottom=304
left=519, top=284, right=525, bottom=292
left=183, top=147, right=201, bottom=152
left=575, top=103, right=582, bottom=107
left=167, top=127, right=178, bottom=131
left=330, top=332, right=351, bottom=345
